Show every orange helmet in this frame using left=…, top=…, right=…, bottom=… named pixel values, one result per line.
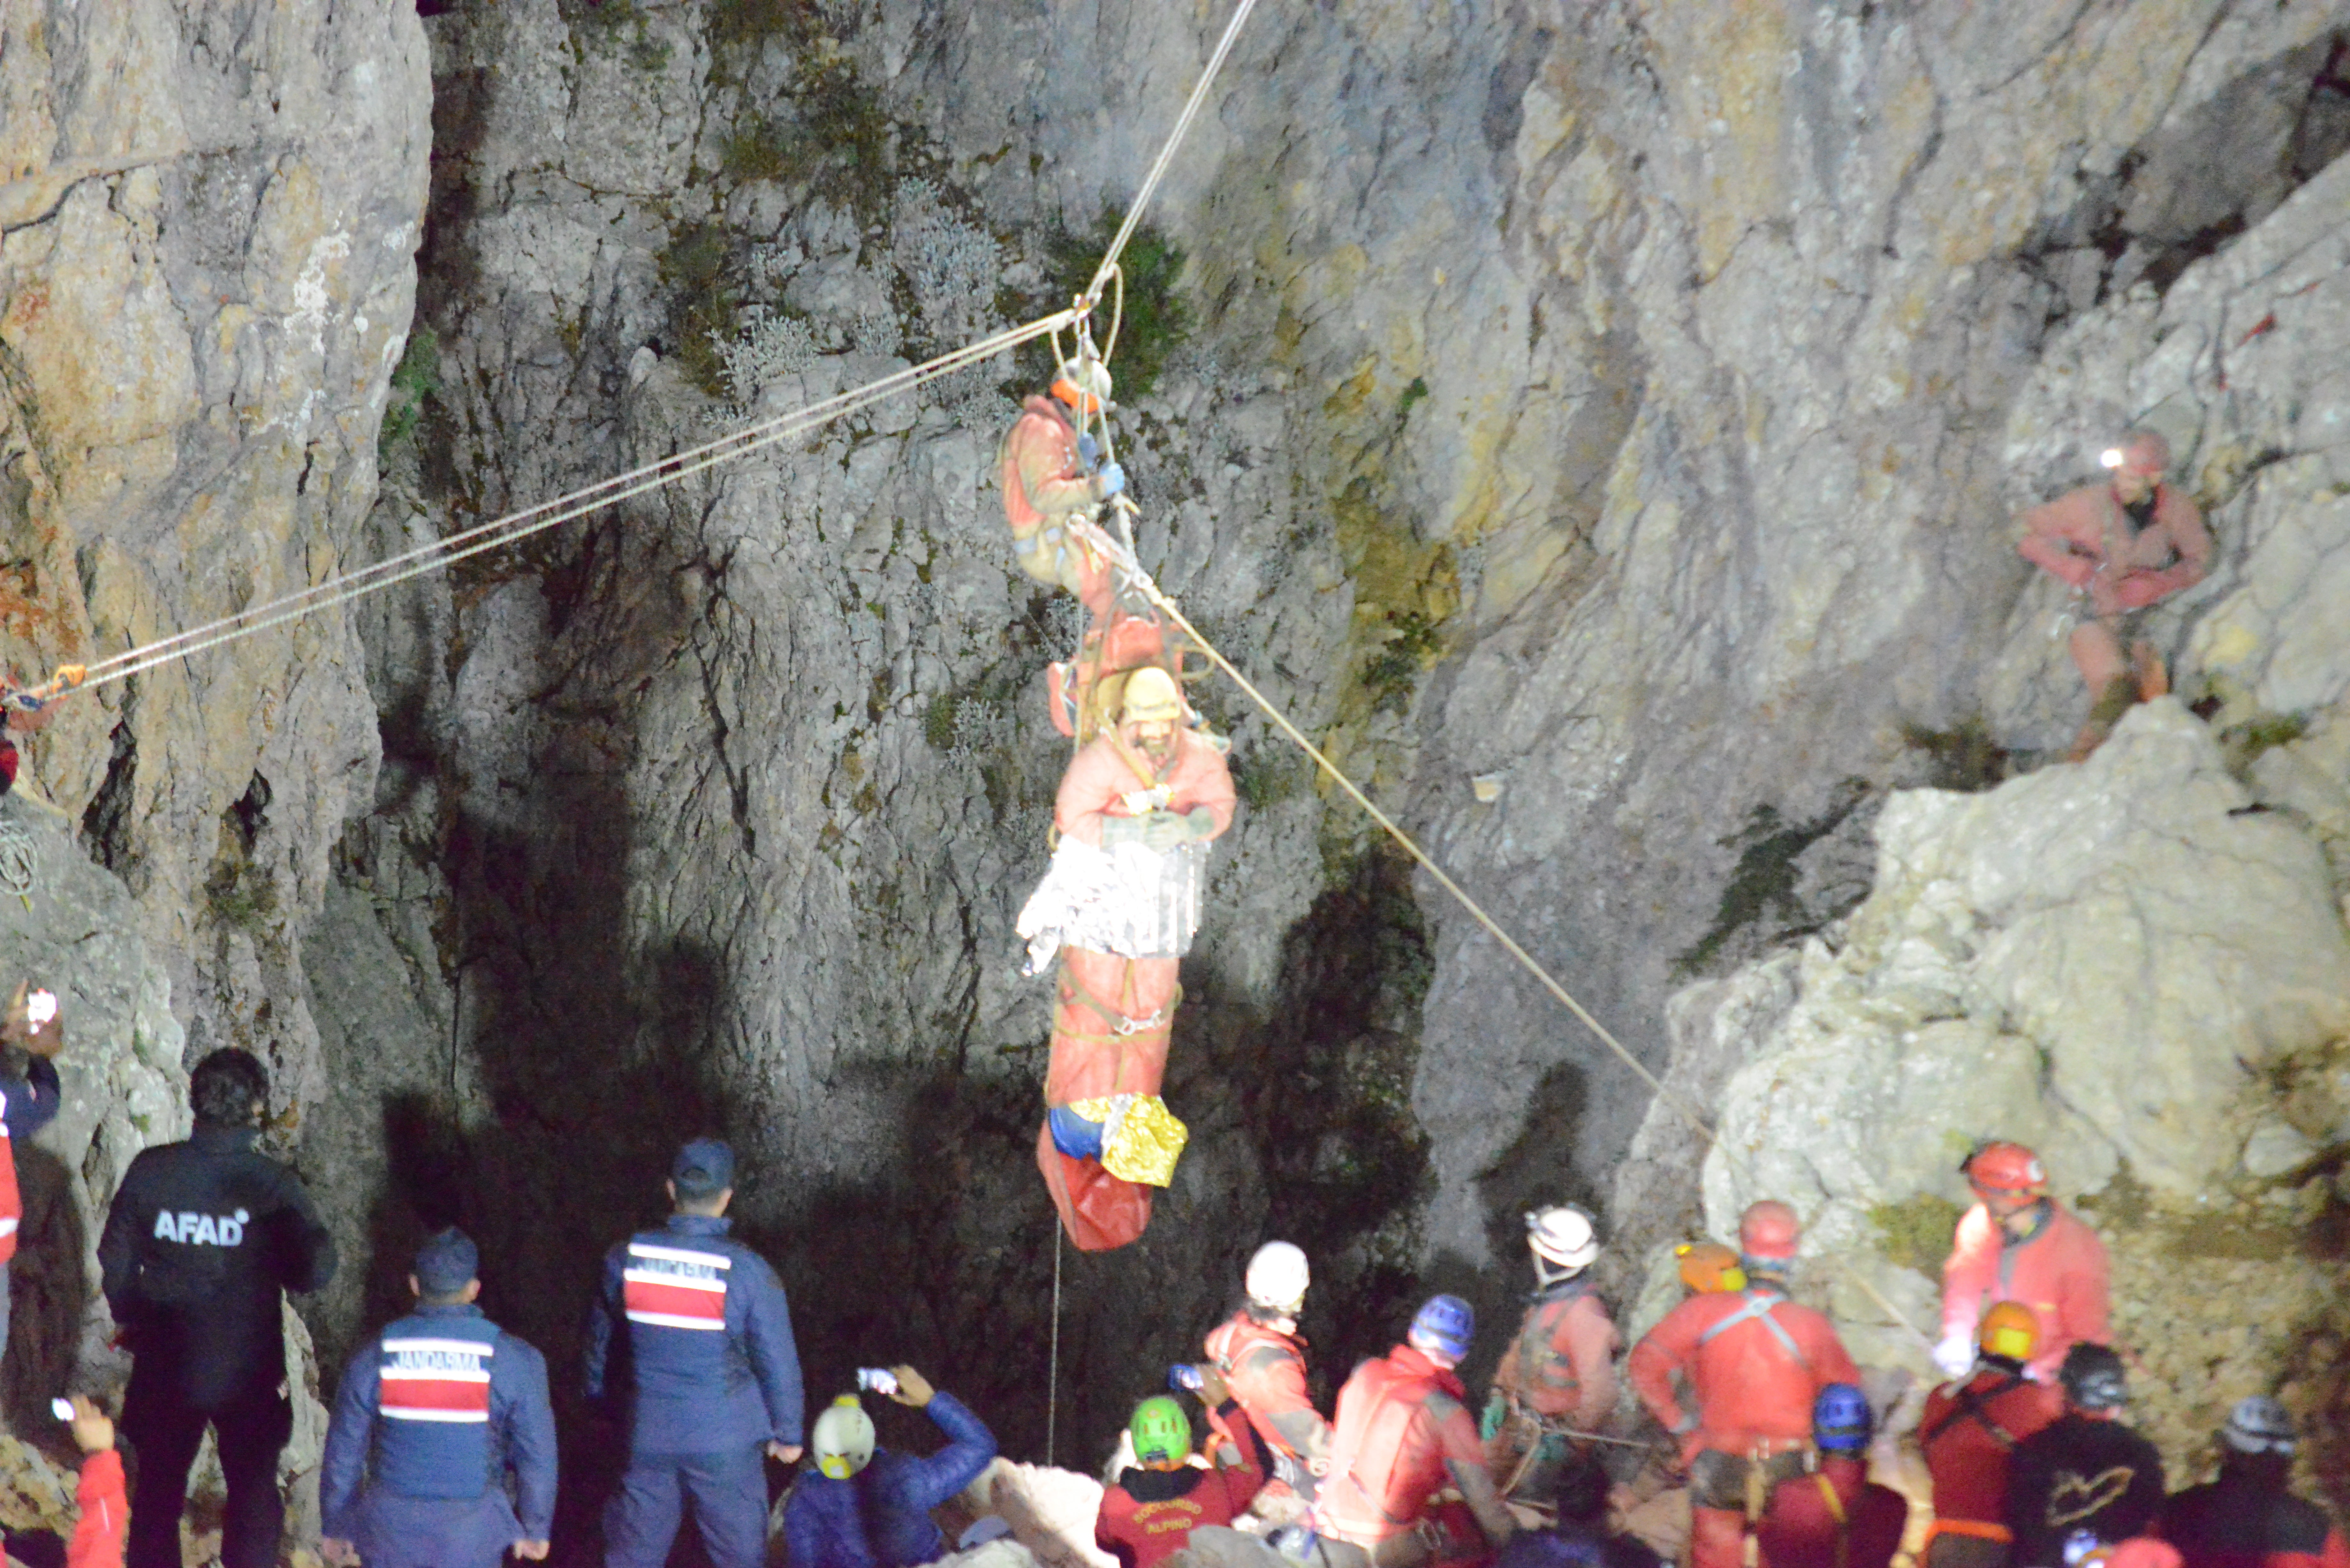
left=1962, top=1142, right=2048, bottom=1199
left=1977, top=1301, right=2041, bottom=1365
left=1050, top=359, right=1112, bottom=418
left=1738, top=1200, right=1800, bottom=1263
left=1675, top=1242, right=1747, bottom=1294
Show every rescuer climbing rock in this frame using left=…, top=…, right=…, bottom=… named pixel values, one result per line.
left=1315, top=1295, right=1517, bottom=1568
left=1023, top=665, right=1236, bottom=1250
left=2159, top=1399, right=2350, bottom=1568
left=785, top=1366, right=999, bottom=1568
left=1482, top=1205, right=1620, bottom=1505
left=1626, top=1201, right=1862, bottom=1568
left=319, top=1229, right=557, bottom=1568
left=1937, top=1143, right=2109, bottom=1385
left=2003, top=1346, right=2163, bottom=1568
left=1199, top=1241, right=1332, bottom=1507
left=1097, top=1381, right=1270, bottom=1568
left=1917, top=1303, right=2066, bottom=1568
left=2017, top=429, right=2211, bottom=761
left=1000, top=360, right=1127, bottom=617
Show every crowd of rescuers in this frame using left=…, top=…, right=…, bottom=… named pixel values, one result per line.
left=0, top=1002, right=2334, bottom=1568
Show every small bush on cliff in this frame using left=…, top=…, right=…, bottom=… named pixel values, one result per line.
left=378, top=328, right=440, bottom=461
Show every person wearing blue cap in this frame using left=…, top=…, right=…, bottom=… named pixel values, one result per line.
left=585, top=1138, right=805, bottom=1568
left=1313, top=1295, right=1517, bottom=1568
left=318, top=1228, right=557, bottom=1568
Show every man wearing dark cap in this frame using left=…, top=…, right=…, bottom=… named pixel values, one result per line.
left=2005, top=1345, right=2164, bottom=1567
left=318, top=1229, right=557, bottom=1567
left=98, top=1047, right=337, bottom=1568
left=586, top=1138, right=805, bottom=1568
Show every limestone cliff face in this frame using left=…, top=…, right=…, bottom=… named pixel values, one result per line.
left=304, top=0, right=2350, bottom=1495
left=0, top=0, right=431, bottom=1119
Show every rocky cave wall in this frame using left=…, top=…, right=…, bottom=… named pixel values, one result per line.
left=0, top=0, right=431, bottom=1540
left=0, top=0, right=2343, bottom=1555
left=319, top=0, right=2350, bottom=1507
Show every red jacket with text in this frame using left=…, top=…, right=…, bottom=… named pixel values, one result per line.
left=1097, top=1426, right=1266, bottom=1568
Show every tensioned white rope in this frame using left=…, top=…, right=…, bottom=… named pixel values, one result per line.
left=1083, top=0, right=1262, bottom=308
left=75, top=309, right=1079, bottom=691
left=1084, top=517, right=1935, bottom=1347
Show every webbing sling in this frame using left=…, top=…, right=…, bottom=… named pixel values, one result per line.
left=1698, top=1289, right=1811, bottom=1369
left=1920, top=1375, right=2024, bottom=1451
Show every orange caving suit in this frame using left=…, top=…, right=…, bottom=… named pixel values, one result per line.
left=1317, top=1344, right=1505, bottom=1568
left=1485, top=1281, right=1619, bottom=1489
left=1036, top=726, right=1235, bottom=1251
left=2019, top=481, right=2211, bottom=614
left=1204, top=1312, right=1331, bottom=1489
left=1001, top=395, right=1115, bottom=617
left=1628, top=1286, right=1861, bottom=1568
left=1938, top=1202, right=2109, bottom=1385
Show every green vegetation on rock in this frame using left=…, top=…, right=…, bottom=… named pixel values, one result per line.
left=1037, top=211, right=1191, bottom=400
left=1868, top=1193, right=1965, bottom=1272
left=378, top=327, right=439, bottom=460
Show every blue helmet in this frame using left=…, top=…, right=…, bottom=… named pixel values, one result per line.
left=1408, top=1294, right=1475, bottom=1361
left=1814, top=1383, right=1871, bottom=1453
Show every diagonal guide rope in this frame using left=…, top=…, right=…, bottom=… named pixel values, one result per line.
left=1086, top=519, right=1935, bottom=1347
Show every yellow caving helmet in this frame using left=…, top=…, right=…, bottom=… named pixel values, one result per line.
left=813, top=1394, right=876, bottom=1479
left=1119, top=666, right=1183, bottom=726
left=1978, top=1301, right=2041, bottom=1366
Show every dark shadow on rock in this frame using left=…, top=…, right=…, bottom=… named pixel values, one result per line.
left=3, top=1143, right=86, bottom=1441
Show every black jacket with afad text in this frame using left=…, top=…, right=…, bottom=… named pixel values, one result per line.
left=98, top=1125, right=337, bottom=1408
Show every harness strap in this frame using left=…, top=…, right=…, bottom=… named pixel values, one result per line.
left=1815, top=1474, right=1850, bottom=1568
left=1921, top=1377, right=2024, bottom=1451
left=1698, top=1290, right=1810, bottom=1369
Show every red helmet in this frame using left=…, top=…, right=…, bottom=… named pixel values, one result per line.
left=1962, top=1142, right=2048, bottom=1198
left=1738, top=1200, right=1800, bottom=1262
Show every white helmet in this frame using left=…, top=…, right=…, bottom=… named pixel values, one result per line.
left=813, top=1395, right=876, bottom=1479
left=1527, top=1206, right=1598, bottom=1277
left=1245, top=1241, right=1310, bottom=1315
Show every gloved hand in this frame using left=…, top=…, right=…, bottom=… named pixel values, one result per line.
left=1090, top=461, right=1126, bottom=502
left=1933, top=1331, right=1976, bottom=1379
left=1139, top=811, right=1189, bottom=852
left=1078, top=432, right=1101, bottom=466
left=1479, top=1390, right=1508, bottom=1442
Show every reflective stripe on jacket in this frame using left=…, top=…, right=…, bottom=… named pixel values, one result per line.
left=320, top=1303, right=558, bottom=1541
left=583, top=1213, right=804, bottom=1454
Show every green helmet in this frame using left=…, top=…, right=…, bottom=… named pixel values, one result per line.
left=1129, top=1395, right=1193, bottom=1466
